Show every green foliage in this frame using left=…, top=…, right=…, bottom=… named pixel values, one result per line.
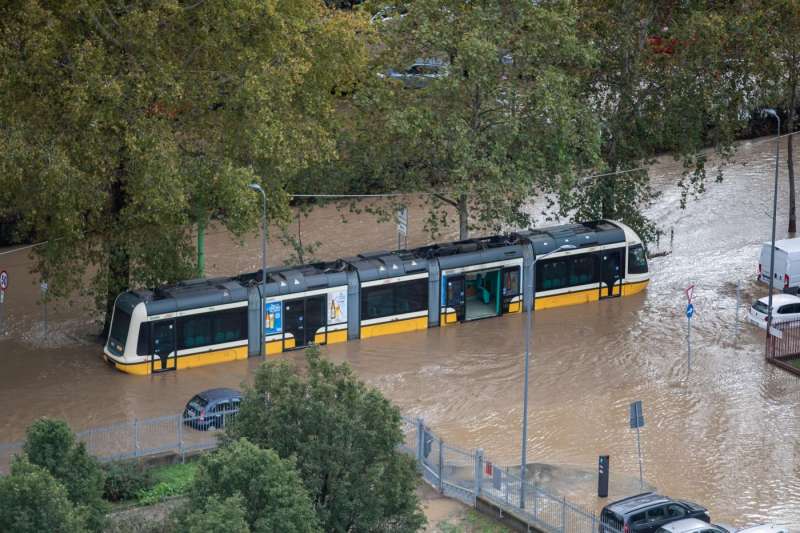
left=103, top=461, right=152, bottom=502
left=134, top=461, right=197, bottom=505
left=177, top=495, right=250, bottom=533
left=0, top=457, right=87, bottom=533
left=136, top=482, right=179, bottom=506
left=186, top=438, right=320, bottom=533
left=226, top=346, right=425, bottom=533
left=23, top=418, right=107, bottom=531
left=0, top=0, right=370, bottom=328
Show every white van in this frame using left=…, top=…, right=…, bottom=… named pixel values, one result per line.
left=759, top=238, right=800, bottom=294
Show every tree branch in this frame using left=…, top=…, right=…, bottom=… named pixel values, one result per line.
left=434, top=193, right=458, bottom=208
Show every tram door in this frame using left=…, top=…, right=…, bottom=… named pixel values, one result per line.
left=445, top=276, right=466, bottom=322
left=283, top=296, right=326, bottom=349
left=599, top=250, right=623, bottom=299
left=151, top=320, right=177, bottom=372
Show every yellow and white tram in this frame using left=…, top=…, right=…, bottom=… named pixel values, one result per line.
left=104, top=220, right=649, bottom=375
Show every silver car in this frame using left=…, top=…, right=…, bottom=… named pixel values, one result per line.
left=657, top=518, right=788, bottom=533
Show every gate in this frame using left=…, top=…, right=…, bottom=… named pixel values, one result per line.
left=765, top=318, right=800, bottom=377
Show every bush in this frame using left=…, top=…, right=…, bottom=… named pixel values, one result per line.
left=23, top=418, right=108, bottom=531
left=226, top=346, right=425, bottom=532
left=186, top=438, right=319, bottom=533
left=176, top=494, right=249, bottom=533
left=103, top=461, right=152, bottom=502
left=0, top=457, right=86, bottom=533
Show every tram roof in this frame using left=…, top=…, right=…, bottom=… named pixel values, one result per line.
left=126, top=276, right=249, bottom=316
left=516, top=220, right=625, bottom=256
left=257, top=260, right=350, bottom=297
left=411, top=234, right=526, bottom=270
left=343, top=250, right=428, bottom=282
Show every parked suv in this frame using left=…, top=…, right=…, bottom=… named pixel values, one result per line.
left=600, top=493, right=710, bottom=533
left=182, top=388, right=242, bottom=431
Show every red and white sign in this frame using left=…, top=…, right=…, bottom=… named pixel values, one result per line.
left=685, top=284, right=695, bottom=304
left=0, top=270, right=8, bottom=291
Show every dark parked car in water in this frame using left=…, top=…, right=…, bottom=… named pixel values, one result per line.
left=182, top=388, right=241, bottom=431
left=600, top=493, right=710, bottom=533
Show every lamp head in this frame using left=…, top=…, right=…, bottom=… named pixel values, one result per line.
left=762, top=108, right=779, bottom=120
left=557, top=244, right=577, bottom=252
left=248, top=183, right=264, bottom=193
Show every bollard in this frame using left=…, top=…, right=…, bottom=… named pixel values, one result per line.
left=598, top=455, right=609, bottom=497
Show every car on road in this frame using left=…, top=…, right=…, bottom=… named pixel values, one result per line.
left=182, top=388, right=242, bottom=431
left=600, top=492, right=710, bottom=533
left=747, top=293, right=800, bottom=330
left=381, top=59, right=449, bottom=89
left=656, top=519, right=789, bottom=533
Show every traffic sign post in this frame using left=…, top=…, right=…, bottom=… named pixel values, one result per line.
left=629, top=400, right=645, bottom=489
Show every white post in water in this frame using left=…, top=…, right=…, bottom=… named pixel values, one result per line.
left=685, top=285, right=695, bottom=372
left=40, top=280, right=48, bottom=339
left=0, top=270, right=7, bottom=336
left=735, top=280, right=741, bottom=338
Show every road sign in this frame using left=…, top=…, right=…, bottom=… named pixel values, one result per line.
left=629, top=400, right=644, bottom=429
left=396, top=207, right=408, bottom=236
left=40, top=281, right=48, bottom=293
left=685, top=284, right=695, bottom=303
left=686, top=303, right=694, bottom=319
left=0, top=270, right=7, bottom=290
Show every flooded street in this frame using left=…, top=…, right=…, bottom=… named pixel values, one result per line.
left=2, top=136, right=800, bottom=526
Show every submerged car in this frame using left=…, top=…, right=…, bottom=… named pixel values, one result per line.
left=381, top=59, right=449, bottom=89
left=747, top=293, right=800, bottom=330
left=657, top=519, right=788, bottom=533
left=182, top=388, right=242, bottom=431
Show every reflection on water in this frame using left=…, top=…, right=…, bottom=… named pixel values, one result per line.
left=1, top=137, right=800, bottom=526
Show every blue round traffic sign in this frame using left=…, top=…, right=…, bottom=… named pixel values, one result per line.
left=686, top=303, right=694, bottom=318
left=0, top=270, right=7, bottom=291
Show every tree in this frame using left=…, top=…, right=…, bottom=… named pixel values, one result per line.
left=23, top=418, right=107, bottom=532
left=341, top=0, right=599, bottom=239
left=570, top=0, right=748, bottom=241
left=746, top=0, right=800, bottom=234
left=185, top=438, right=319, bottom=533
left=177, top=495, right=250, bottom=533
left=0, top=0, right=368, bottom=332
left=0, top=457, right=86, bottom=533
left=226, top=347, right=425, bottom=533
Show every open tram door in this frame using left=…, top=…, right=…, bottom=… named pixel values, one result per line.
left=444, top=275, right=465, bottom=323
left=151, top=319, right=177, bottom=372
left=599, top=250, right=623, bottom=299
left=282, top=296, right=326, bottom=350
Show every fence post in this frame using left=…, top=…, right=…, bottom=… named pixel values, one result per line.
left=592, top=511, right=596, bottom=533
left=416, top=418, right=424, bottom=465
left=474, top=448, right=483, bottom=497
left=561, top=496, right=567, bottom=533
left=133, top=419, right=140, bottom=458
left=177, top=414, right=183, bottom=462
left=437, top=437, right=444, bottom=494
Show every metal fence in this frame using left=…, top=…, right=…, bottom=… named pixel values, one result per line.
left=1, top=410, right=608, bottom=533
left=404, top=417, right=607, bottom=533
left=0, top=410, right=238, bottom=474
left=766, top=318, right=800, bottom=377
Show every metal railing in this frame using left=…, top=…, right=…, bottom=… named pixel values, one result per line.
left=766, top=318, right=800, bottom=377
left=404, top=417, right=605, bottom=533
left=1, top=411, right=606, bottom=533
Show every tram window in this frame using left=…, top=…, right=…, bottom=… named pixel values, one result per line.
left=537, top=260, right=568, bottom=291
left=569, top=255, right=596, bottom=286
left=211, top=308, right=247, bottom=343
left=178, top=308, right=247, bottom=349
left=628, top=244, right=648, bottom=274
left=502, top=267, right=520, bottom=296
left=137, top=323, right=151, bottom=355
left=179, top=314, right=213, bottom=349
left=361, top=278, right=428, bottom=320
left=110, top=309, right=132, bottom=345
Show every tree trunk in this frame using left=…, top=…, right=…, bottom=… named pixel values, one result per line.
left=601, top=174, right=616, bottom=220
left=101, top=162, right=130, bottom=338
left=197, top=216, right=206, bottom=277
left=457, top=194, right=468, bottom=240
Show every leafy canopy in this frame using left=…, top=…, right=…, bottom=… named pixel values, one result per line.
left=226, top=346, right=425, bottom=533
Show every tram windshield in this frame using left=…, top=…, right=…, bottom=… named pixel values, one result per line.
left=109, top=308, right=132, bottom=346
left=627, top=244, right=648, bottom=274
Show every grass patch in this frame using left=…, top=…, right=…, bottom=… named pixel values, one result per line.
left=438, top=509, right=512, bottom=533
left=789, top=358, right=800, bottom=370
left=136, top=462, right=197, bottom=505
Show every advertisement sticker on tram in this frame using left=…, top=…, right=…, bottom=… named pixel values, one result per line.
left=327, top=289, right=347, bottom=324
left=264, top=301, right=282, bottom=335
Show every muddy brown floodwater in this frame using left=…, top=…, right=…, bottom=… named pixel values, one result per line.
left=2, top=136, right=800, bottom=527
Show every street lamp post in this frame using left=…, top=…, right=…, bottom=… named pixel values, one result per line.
left=763, top=109, right=781, bottom=330
left=249, top=183, right=267, bottom=356
left=519, top=243, right=576, bottom=508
